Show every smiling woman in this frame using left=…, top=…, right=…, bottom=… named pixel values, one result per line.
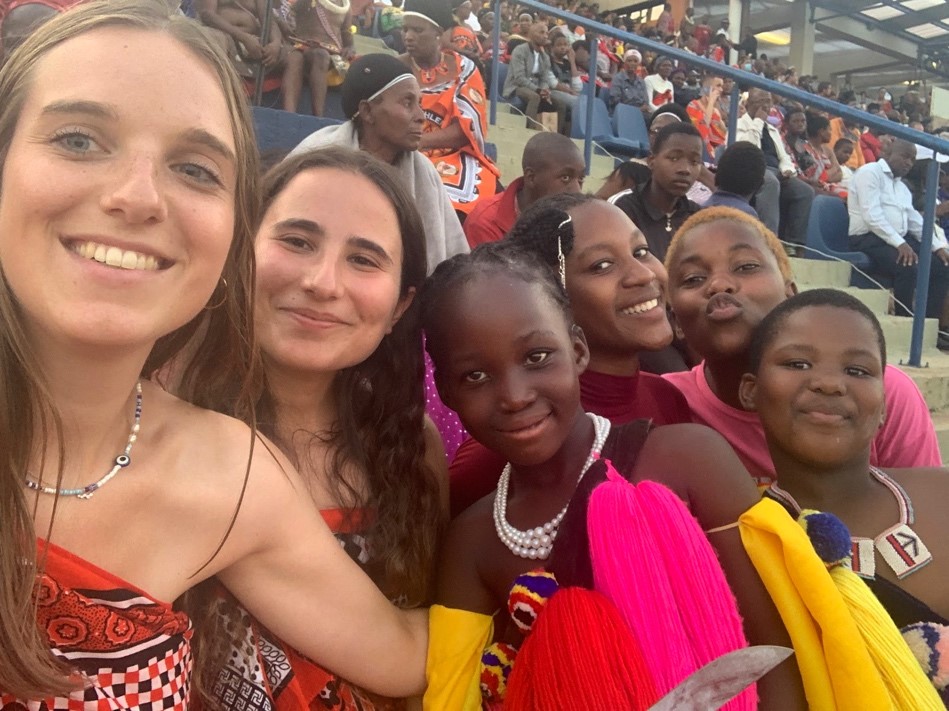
left=205, top=147, right=447, bottom=710
left=0, top=2, right=428, bottom=707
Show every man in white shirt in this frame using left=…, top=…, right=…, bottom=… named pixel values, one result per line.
left=735, top=88, right=814, bottom=250
left=849, top=138, right=949, bottom=324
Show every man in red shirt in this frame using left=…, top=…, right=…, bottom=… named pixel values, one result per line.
left=463, top=132, right=585, bottom=247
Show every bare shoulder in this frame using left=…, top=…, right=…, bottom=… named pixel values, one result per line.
left=635, top=423, right=759, bottom=528
left=435, top=495, right=496, bottom=613
left=144, top=383, right=309, bottom=572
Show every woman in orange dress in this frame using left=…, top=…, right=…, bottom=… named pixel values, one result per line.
left=399, top=0, right=499, bottom=219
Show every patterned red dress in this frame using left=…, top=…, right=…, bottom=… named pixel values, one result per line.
left=0, top=541, right=192, bottom=711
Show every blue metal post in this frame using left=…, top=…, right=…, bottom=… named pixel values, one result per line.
left=583, top=33, right=597, bottom=175
left=908, top=157, right=943, bottom=367
left=727, top=83, right=740, bottom=146
left=489, top=0, right=502, bottom=126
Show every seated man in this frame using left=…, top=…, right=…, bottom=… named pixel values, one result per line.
left=463, top=132, right=585, bottom=247
left=736, top=88, right=814, bottom=252
left=704, top=141, right=765, bottom=218
left=849, top=138, right=949, bottom=331
left=502, top=21, right=570, bottom=132
left=196, top=0, right=285, bottom=80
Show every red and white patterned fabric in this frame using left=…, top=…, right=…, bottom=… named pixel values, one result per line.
left=1, top=541, right=192, bottom=711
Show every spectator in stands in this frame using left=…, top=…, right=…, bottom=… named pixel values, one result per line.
left=376, top=0, right=405, bottom=51
left=671, top=67, right=698, bottom=107
left=736, top=88, right=814, bottom=252
left=679, top=4, right=695, bottom=38
left=288, top=53, right=468, bottom=272
left=281, top=0, right=353, bottom=117
left=448, top=0, right=484, bottom=68
left=548, top=27, right=581, bottom=104
left=717, top=74, right=734, bottom=124
left=686, top=73, right=726, bottom=160
left=801, top=111, right=846, bottom=198
left=400, top=0, right=500, bottom=219
left=595, top=160, right=653, bottom=200
left=833, top=136, right=855, bottom=176
left=463, top=132, right=585, bottom=247
left=644, top=54, right=675, bottom=112
left=816, top=80, right=835, bottom=99
left=704, top=141, right=765, bottom=217
left=503, top=21, right=570, bottom=132
left=860, top=104, right=887, bottom=163
left=612, top=122, right=703, bottom=262
left=196, top=0, right=286, bottom=80
left=693, top=13, right=712, bottom=55
left=608, top=48, right=648, bottom=113
left=734, top=27, right=757, bottom=59
left=656, top=1, right=674, bottom=39
left=828, top=92, right=866, bottom=171
left=849, top=138, right=949, bottom=328
left=476, top=8, right=492, bottom=39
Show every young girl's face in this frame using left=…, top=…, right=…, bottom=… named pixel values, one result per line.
left=566, top=201, right=672, bottom=359
left=431, top=272, right=588, bottom=467
left=740, top=305, right=885, bottom=469
left=667, top=221, right=794, bottom=362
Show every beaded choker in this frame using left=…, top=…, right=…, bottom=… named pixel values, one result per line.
left=24, top=381, right=143, bottom=500
left=493, top=413, right=611, bottom=560
left=768, top=467, right=932, bottom=580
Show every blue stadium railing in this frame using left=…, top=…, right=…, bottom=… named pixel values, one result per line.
left=488, top=0, right=949, bottom=367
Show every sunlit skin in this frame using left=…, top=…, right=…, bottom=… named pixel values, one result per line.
left=0, top=27, right=428, bottom=697
left=430, top=271, right=807, bottom=708
left=739, top=305, right=949, bottom=620
left=667, top=221, right=795, bottom=408
left=255, top=168, right=412, bottom=397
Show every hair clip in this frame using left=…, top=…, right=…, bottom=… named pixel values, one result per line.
left=556, top=215, right=571, bottom=290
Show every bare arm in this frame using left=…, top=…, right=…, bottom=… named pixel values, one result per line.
left=635, top=424, right=807, bottom=710
left=419, top=122, right=469, bottom=152
left=434, top=506, right=497, bottom=614
left=216, top=440, right=428, bottom=698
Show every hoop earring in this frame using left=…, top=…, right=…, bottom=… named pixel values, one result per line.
left=205, top=277, right=228, bottom=310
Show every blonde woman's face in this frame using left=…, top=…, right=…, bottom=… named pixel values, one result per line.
left=0, top=27, right=237, bottom=353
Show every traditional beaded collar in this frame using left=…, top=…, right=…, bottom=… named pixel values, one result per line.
left=768, top=467, right=932, bottom=579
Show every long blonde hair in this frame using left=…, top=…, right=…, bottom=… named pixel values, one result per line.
left=0, top=0, right=261, bottom=699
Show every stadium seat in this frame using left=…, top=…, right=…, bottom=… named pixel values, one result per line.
left=571, top=95, right=645, bottom=159
left=805, top=194, right=892, bottom=289
left=610, top=103, right=650, bottom=154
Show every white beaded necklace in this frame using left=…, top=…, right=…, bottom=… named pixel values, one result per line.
left=493, top=413, right=611, bottom=560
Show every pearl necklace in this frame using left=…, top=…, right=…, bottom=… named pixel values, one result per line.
left=493, top=413, right=611, bottom=560
left=24, top=382, right=142, bottom=500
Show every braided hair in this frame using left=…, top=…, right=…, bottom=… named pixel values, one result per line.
left=420, top=241, right=573, bottom=364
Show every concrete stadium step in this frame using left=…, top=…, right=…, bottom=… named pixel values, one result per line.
left=789, top=257, right=852, bottom=289
left=879, top=314, right=940, bottom=363
left=796, top=284, right=891, bottom=316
